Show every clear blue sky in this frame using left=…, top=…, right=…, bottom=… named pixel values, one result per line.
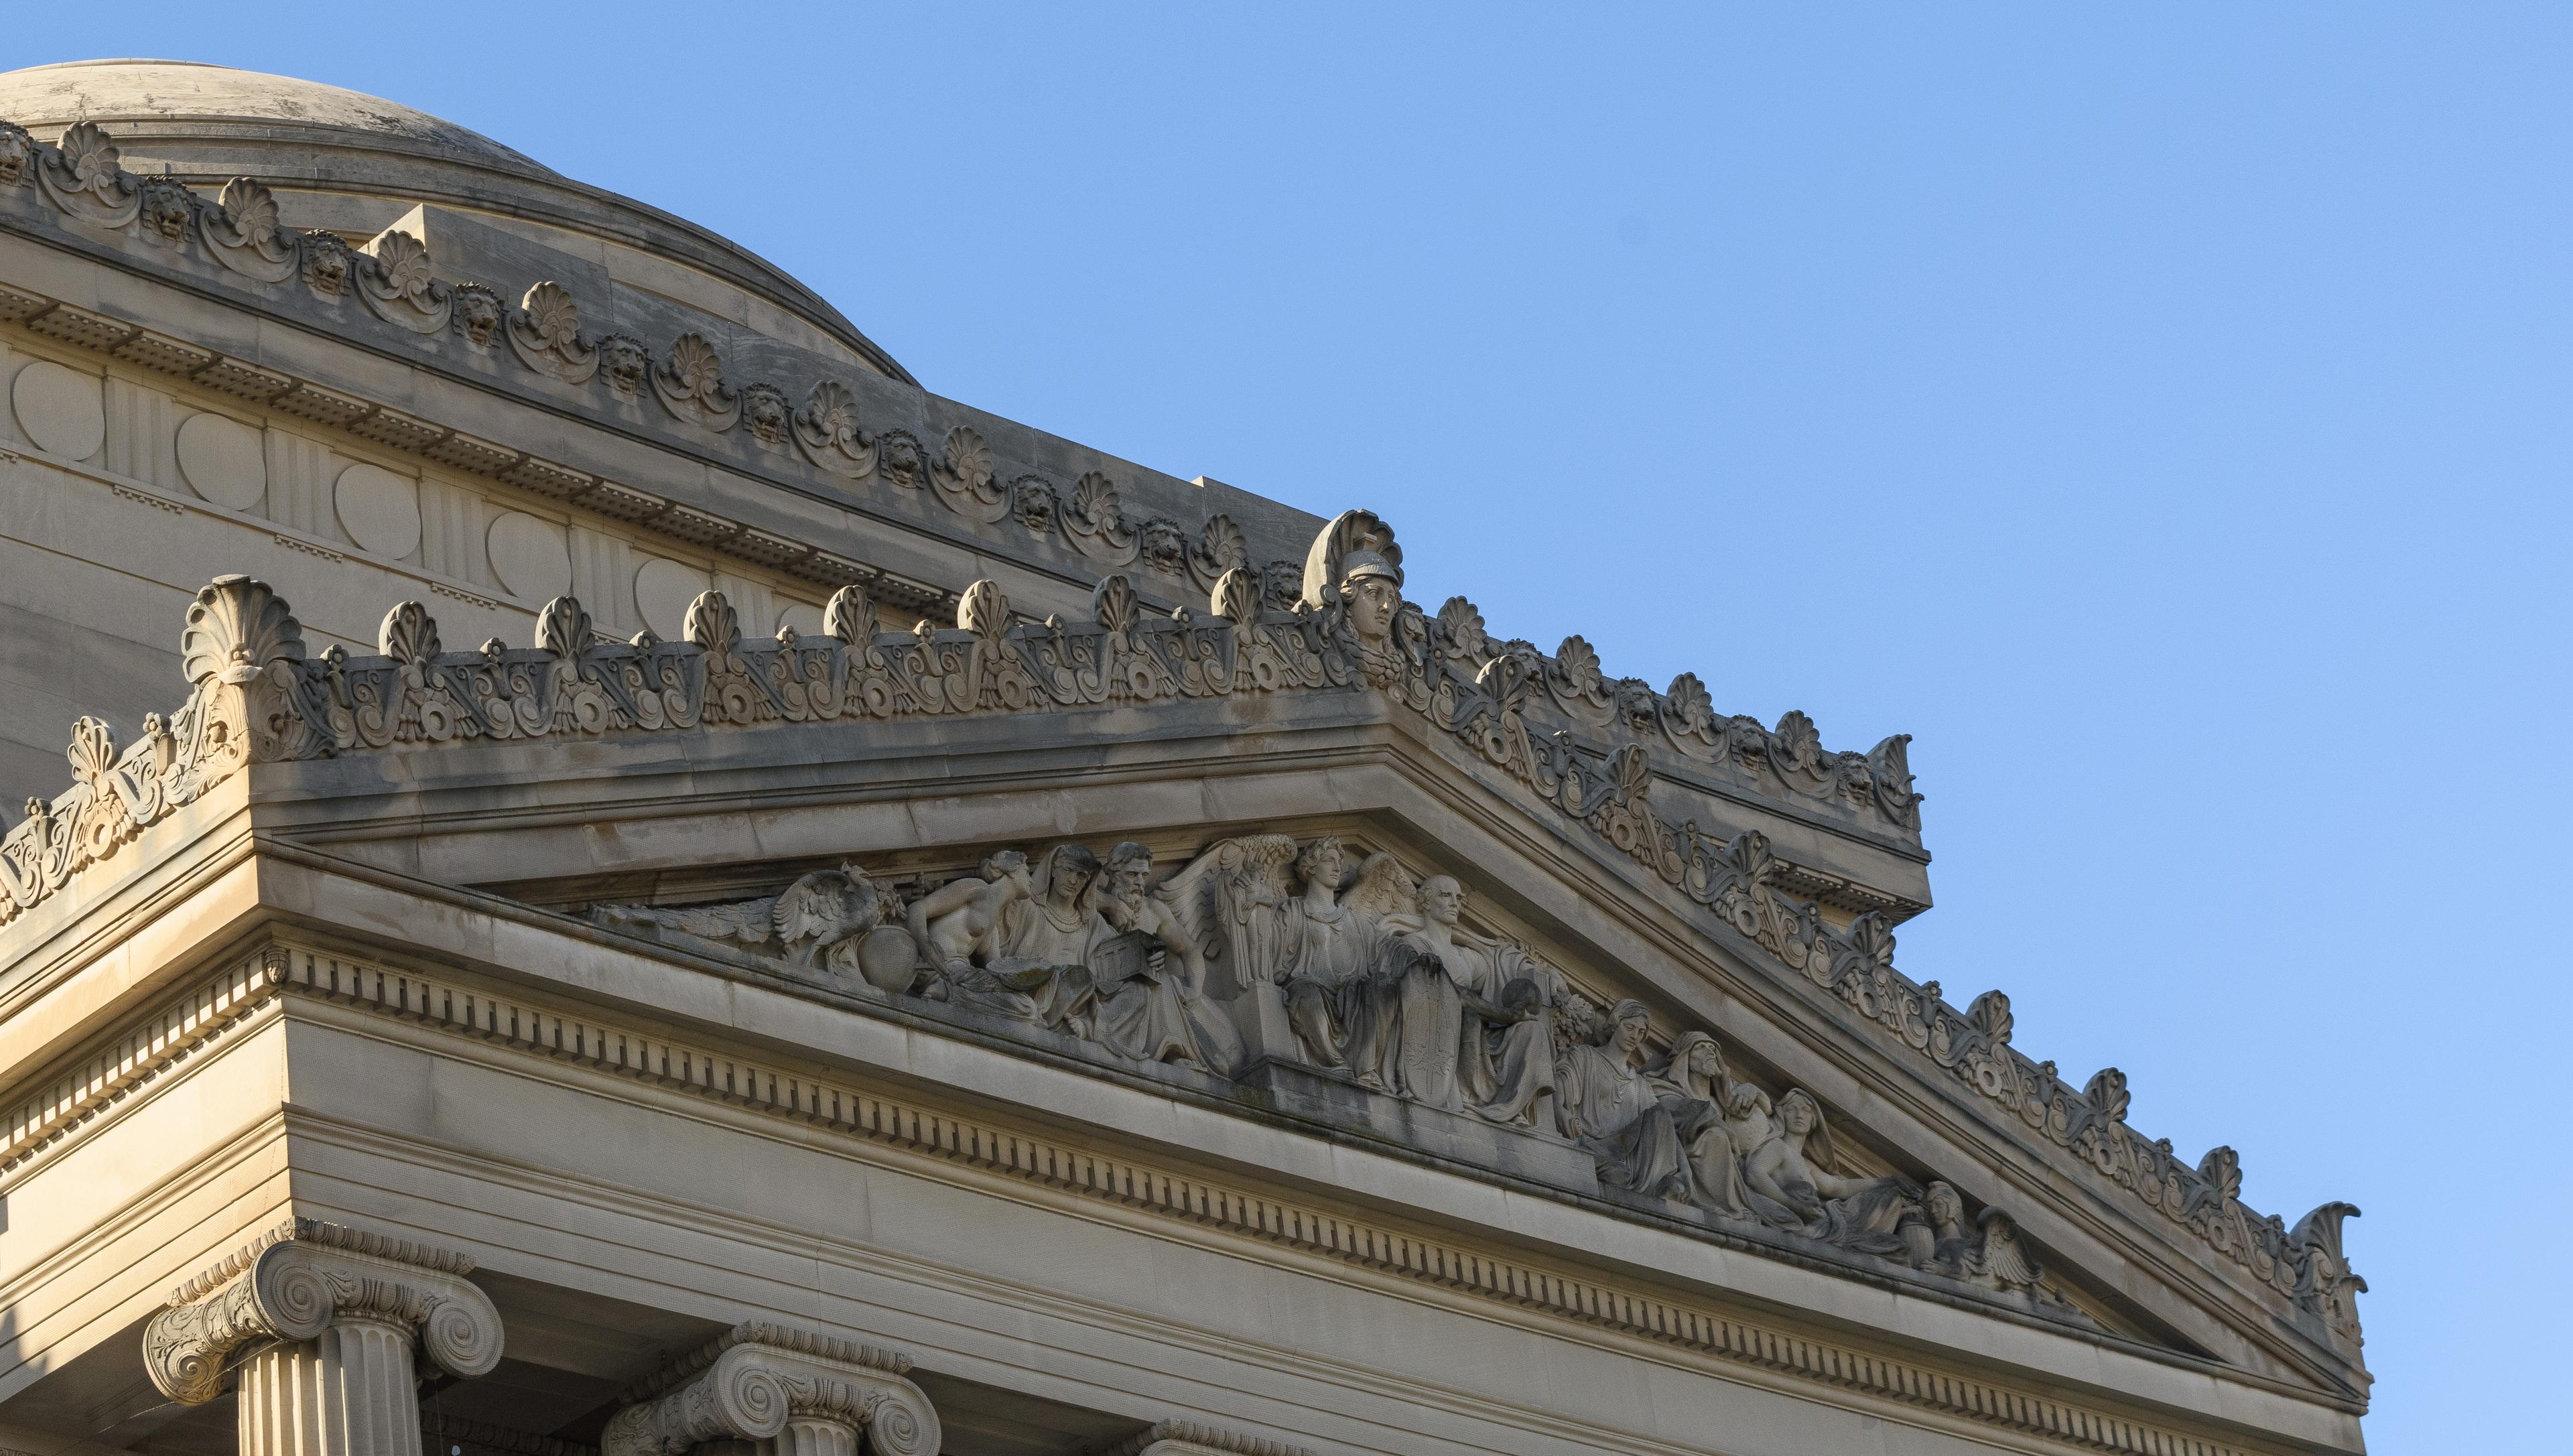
left=11, top=6, right=2559, bottom=1449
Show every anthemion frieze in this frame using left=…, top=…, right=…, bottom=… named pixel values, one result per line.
left=0, top=58, right=2366, bottom=1456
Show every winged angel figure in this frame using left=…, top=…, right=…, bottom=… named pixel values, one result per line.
left=1154, top=835, right=1557, bottom=1124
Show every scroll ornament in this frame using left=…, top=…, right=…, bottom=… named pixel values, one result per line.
left=358, top=230, right=454, bottom=334
left=651, top=332, right=740, bottom=432
left=791, top=381, right=876, bottom=477
left=0, top=517, right=2355, bottom=1343
left=142, top=1219, right=502, bottom=1405
left=200, top=178, right=298, bottom=283
left=506, top=281, right=599, bottom=383
left=36, top=121, right=138, bottom=228
left=603, top=1323, right=938, bottom=1456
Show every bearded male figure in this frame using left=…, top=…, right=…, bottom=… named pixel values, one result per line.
left=1089, top=842, right=1244, bottom=1073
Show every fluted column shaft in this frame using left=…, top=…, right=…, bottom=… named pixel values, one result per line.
left=237, top=1317, right=427, bottom=1456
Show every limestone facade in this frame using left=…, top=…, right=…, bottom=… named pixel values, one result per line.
left=0, top=60, right=2367, bottom=1456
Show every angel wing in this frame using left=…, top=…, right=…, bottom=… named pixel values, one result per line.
left=1156, top=835, right=1295, bottom=992
left=1972, top=1211, right=2042, bottom=1293
left=661, top=896, right=779, bottom=945
left=772, top=870, right=882, bottom=964
left=1340, top=851, right=1418, bottom=924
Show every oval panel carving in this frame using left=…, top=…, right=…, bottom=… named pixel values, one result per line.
left=174, top=413, right=266, bottom=509
left=11, top=360, right=105, bottom=460
left=633, top=556, right=710, bottom=640
left=334, top=462, right=422, bottom=559
left=485, top=511, right=572, bottom=602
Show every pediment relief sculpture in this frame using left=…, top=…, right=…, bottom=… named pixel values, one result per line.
left=0, top=559, right=2361, bottom=1348
left=579, top=825, right=2095, bottom=1322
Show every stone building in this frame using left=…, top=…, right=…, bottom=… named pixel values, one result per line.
left=0, top=59, right=2369, bottom=1456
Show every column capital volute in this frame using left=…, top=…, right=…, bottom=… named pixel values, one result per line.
left=603, top=1322, right=939, bottom=1456
left=142, top=1219, right=503, bottom=1405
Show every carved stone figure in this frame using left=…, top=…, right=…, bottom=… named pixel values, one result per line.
left=740, top=383, right=789, bottom=444
left=948, top=844, right=1106, bottom=1033
left=1651, top=1029, right=1755, bottom=1214
left=1740, top=1088, right=1922, bottom=1256
left=1089, top=842, right=1242, bottom=1072
left=594, top=864, right=895, bottom=986
left=302, top=231, right=352, bottom=298
left=0, top=121, right=29, bottom=189
left=1557, top=1000, right=1713, bottom=1203
left=136, top=176, right=193, bottom=245
left=451, top=283, right=503, bottom=347
left=1273, top=837, right=1402, bottom=1089
left=1377, top=874, right=1557, bottom=1124
left=907, top=848, right=1034, bottom=980
left=596, top=333, right=649, bottom=395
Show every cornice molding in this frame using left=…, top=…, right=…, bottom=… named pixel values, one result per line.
left=76, top=938, right=2306, bottom=1455
left=0, top=566, right=2359, bottom=1368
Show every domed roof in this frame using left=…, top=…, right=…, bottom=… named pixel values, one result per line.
left=0, top=60, right=912, bottom=384
left=0, top=59, right=556, bottom=177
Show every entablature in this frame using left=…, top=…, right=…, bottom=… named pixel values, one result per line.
left=0, top=561, right=2364, bottom=1418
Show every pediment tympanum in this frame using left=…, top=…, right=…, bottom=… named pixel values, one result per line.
left=0, top=504, right=2366, bottom=1402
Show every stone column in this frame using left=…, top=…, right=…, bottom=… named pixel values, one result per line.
left=143, top=1220, right=505, bottom=1456
left=603, top=1323, right=939, bottom=1456
left=1108, top=1421, right=1316, bottom=1456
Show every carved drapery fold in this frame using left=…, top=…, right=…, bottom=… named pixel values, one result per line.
left=143, top=1220, right=501, bottom=1456
left=602, top=1323, right=937, bottom=1456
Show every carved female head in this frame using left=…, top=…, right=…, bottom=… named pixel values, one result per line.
left=1341, top=556, right=1402, bottom=643
left=979, top=848, right=1032, bottom=895
left=1039, top=844, right=1102, bottom=907
left=1924, top=1181, right=1965, bottom=1230
left=1607, top=998, right=1650, bottom=1055
left=1778, top=1087, right=1821, bottom=1140
left=1293, top=836, right=1345, bottom=892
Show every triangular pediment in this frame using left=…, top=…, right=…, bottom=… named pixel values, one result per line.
left=0, top=561, right=2368, bottom=1412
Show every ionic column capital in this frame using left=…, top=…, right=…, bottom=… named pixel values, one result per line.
left=1106, top=1421, right=1318, bottom=1456
left=603, top=1323, right=939, bottom=1456
left=143, top=1219, right=503, bottom=1404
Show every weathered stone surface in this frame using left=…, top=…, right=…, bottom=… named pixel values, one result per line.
left=0, top=58, right=2369, bottom=1456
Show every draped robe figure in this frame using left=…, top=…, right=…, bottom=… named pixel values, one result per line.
left=1555, top=1000, right=1719, bottom=1201
left=1650, top=1030, right=1754, bottom=1216
left=1088, top=842, right=1244, bottom=1073
left=1274, top=838, right=1403, bottom=1089
left=1739, top=1087, right=1922, bottom=1256
left=1378, top=874, right=1556, bottom=1125
left=950, top=844, right=1108, bottom=1035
